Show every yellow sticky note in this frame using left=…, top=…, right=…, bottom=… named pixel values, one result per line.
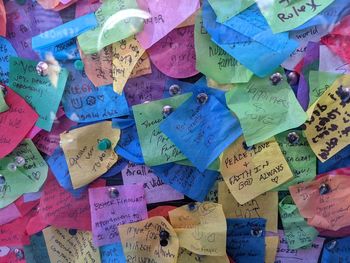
left=304, top=75, right=350, bottom=162
left=112, top=36, right=146, bottom=94
left=265, top=236, right=279, bottom=263
left=43, top=226, right=101, bottom=263
left=60, top=121, right=120, bottom=189
left=169, top=202, right=227, bottom=256
left=129, top=52, right=152, bottom=78
left=118, top=216, right=179, bottom=263
left=177, top=248, right=230, bottom=263
left=218, top=181, right=278, bottom=233
left=221, top=136, right=293, bottom=204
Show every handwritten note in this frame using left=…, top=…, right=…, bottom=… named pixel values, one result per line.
left=121, top=162, right=183, bottom=204
left=77, top=0, right=144, bottom=54
left=178, top=247, right=230, bottom=263
left=161, top=93, right=241, bottom=172
left=218, top=181, right=278, bottom=233
left=304, top=75, right=350, bottom=161
left=112, top=36, right=146, bottom=93
left=169, top=202, right=227, bottom=256
left=133, top=93, right=191, bottom=166
left=274, top=130, right=316, bottom=191
left=0, top=86, right=38, bottom=158
left=274, top=230, right=324, bottom=263
left=221, top=136, right=293, bottom=204
left=289, top=173, right=350, bottom=231
left=119, top=216, right=179, bottom=263
left=43, top=226, right=101, bottom=263
left=136, top=0, right=200, bottom=49
left=226, top=70, right=307, bottom=146
left=0, top=139, right=48, bottom=209
left=60, top=121, right=120, bottom=189
left=100, top=243, right=126, bottom=263
left=89, top=185, right=147, bottom=246
left=148, top=26, right=198, bottom=78
left=0, top=37, right=17, bottom=85
left=9, top=56, right=68, bottom=131
left=256, top=0, right=335, bottom=33
left=194, top=13, right=253, bottom=84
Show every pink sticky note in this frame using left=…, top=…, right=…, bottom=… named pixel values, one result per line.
left=89, top=185, right=148, bottom=247
left=0, top=86, right=38, bottom=158
left=33, top=115, right=76, bottom=155
left=148, top=25, right=198, bottom=78
left=122, top=163, right=183, bottom=204
left=136, top=0, right=200, bottom=49
left=0, top=204, right=21, bottom=226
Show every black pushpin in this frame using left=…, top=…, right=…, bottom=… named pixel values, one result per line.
left=159, top=230, right=170, bottom=240
left=251, top=228, right=263, bottom=237
left=162, top=105, right=173, bottom=117
left=287, top=71, right=299, bottom=86
left=319, top=183, right=331, bottom=195
left=169, top=84, right=181, bottom=96
left=109, top=187, right=119, bottom=198
left=188, top=203, right=197, bottom=211
left=287, top=132, right=299, bottom=145
left=269, top=72, right=283, bottom=85
left=160, top=239, right=168, bottom=247
left=337, top=85, right=350, bottom=103
left=196, top=93, right=208, bottom=104
left=68, top=229, right=77, bottom=236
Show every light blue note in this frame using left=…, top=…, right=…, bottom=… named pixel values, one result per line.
left=321, top=237, right=350, bottom=263
left=36, top=38, right=80, bottom=61
left=160, top=93, right=241, bottom=172
left=62, top=62, right=129, bottom=122
left=151, top=163, right=218, bottom=201
left=0, top=37, right=17, bottom=85
left=100, top=243, right=126, bottom=263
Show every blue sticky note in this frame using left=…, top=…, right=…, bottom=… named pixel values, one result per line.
left=62, top=62, right=129, bottom=122
left=115, top=124, right=145, bottom=164
left=23, top=232, right=51, bottom=263
left=160, top=93, right=241, bottom=172
left=101, top=158, right=128, bottom=178
left=0, top=37, right=17, bottom=85
left=32, top=13, right=98, bottom=51
left=202, top=1, right=298, bottom=77
left=151, top=163, right=218, bottom=201
left=112, top=116, right=135, bottom=129
left=321, top=237, right=350, bottom=263
left=164, top=79, right=226, bottom=106
left=47, top=147, right=86, bottom=198
left=227, top=218, right=266, bottom=263
left=100, top=243, right=126, bottom=263
left=318, top=145, right=350, bottom=174
left=36, top=38, right=80, bottom=61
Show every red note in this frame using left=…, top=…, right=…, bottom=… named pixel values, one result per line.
left=0, top=85, right=38, bottom=158
left=0, top=0, right=5, bottom=37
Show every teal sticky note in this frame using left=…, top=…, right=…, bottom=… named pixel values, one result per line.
left=9, top=56, right=68, bottom=131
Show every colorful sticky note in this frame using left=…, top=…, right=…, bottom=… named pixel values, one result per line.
left=119, top=216, right=179, bottom=263
left=0, top=37, right=17, bottom=85
left=265, top=236, right=279, bottom=263
left=321, top=236, right=350, bottom=263
left=9, top=56, right=68, bottom=131
left=169, top=202, right=227, bottom=256
left=43, top=226, right=101, bottom=263
left=221, top=136, right=293, bottom=204
left=274, top=130, right=316, bottom=191
left=0, top=86, right=38, bottom=158
left=136, top=0, right=200, bottom=49
left=218, top=181, right=278, bottom=233
left=207, top=0, right=255, bottom=22
left=318, top=145, right=350, bottom=174
left=256, top=0, right=335, bottom=33
left=147, top=26, right=198, bottom=78
left=226, top=70, right=307, bottom=146
left=304, top=75, right=350, bottom=161
left=100, top=243, right=126, bottom=263
left=133, top=93, right=191, bottom=166
left=0, top=203, right=21, bottom=226
left=178, top=247, right=230, bottom=263
left=121, top=162, right=183, bottom=204
left=88, top=185, right=148, bottom=246
left=0, top=139, right=48, bottom=209
left=160, top=93, right=241, bottom=172
left=77, top=0, right=144, bottom=54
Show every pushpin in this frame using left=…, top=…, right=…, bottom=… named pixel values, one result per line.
left=68, top=229, right=77, bottom=235
left=162, top=105, right=173, bottom=117
left=319, top=183, right=331, bottom=195
left=287, top=132, right=299, bottom=145
left=287, top=71, right=299, bottom=86
left=188, top=203, right=197, bottom=211
left=74, top=60, right=84, bottom=71
left=14, top=156, right=26, bottom=167
left=98, top=138, right=112, bottom=151
left=197, top=93, right=208, bottom=104
left=14, top=249, right=24, bottom=260
left=337, top=85, right=350, bottom=103
left=169, top=84, right=181, bottom=96
left=7, top=163, right=17, bottom=172
left=250, top=228, right=263, bottom=237
left=327, top=240, right=337, bottom=250
left=160, top=239, right=168, bottom=247
left=269, top=72, right=283, bottom=85
left=36, top=61, right=49, bottom=76
left=159, top=230, right=170, bottom=240
left=109, top=187, right=119, bottom=198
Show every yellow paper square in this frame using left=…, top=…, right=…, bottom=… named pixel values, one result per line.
left=221, top=136, right=293, bottom=204
left=178, top=248, right=230, bottom=263
left=265, top=236, right=279, bottom=263
left=60, top=121, right=120, bottom=189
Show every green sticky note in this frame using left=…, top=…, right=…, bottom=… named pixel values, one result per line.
left=194, top=11, right=253, bottom=84
left=279, top=195, right=319, bottom=249
left=308, top=70, right=341, bottom=107
left=9, top=57, right=68, bottom=131
left=0, top=139, right=48, bottom=209
left=0, top=90, right=8, bottom=113
left=274, top=130, right=316, bottom=191
left=257, top=0, right=335, bottom=33
left=133, top=93, right=191, bottom=166
left=77, top=0, right=144, bottom=54
left=226, top=70, right=307, bottom=146
left=208, top=0, right=255, bottom=22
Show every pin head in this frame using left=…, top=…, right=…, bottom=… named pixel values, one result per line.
left=269, top=72, right=283, bottom=85
left=14, top=156, right=26, bottom=167
left=188, top=203, right=197, bottom=211
left=169, top=84, right=181, bottom=96
left=160, top=239, right=168, bottom=246
left=36, top=61, right=49, bottom=76
left=251, top=228, right=263, bottom=237
left=287, top=132, right=299, bottom=145
left=109, top=187, right=119, bottom=198
left=74, top=60, right=84, bottom=71
left=319, top=183, right=331, bottom=195
left=327, top=240, right=337, bottom=250
left=162, top=105, right=173, bottom=117
left=337, top=85, right=350, bottom=103
left=14, top=248, right=24, bottom=260
left=196, top=93, right=208, bottom=104
left=7, top=163, right=17, bottom=172
left=159, top=230, right=170, bottom=240
left=98, top=138, right=112, bottom=151
left=69, top=229, right=77, bottom=235
left=287, top=71, right=299, bottom=86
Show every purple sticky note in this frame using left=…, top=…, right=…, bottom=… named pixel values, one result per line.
left=121, top=162, right=184, bottom=204
left=274, top=230, right=324, bottom=263
left=0, top=203, right=21, bottom=226
left=88, top=185, right=148, bottom=247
